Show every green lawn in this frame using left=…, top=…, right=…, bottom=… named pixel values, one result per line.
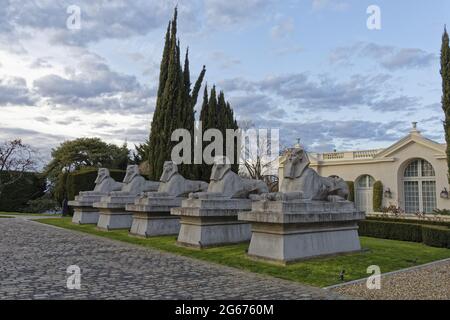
left=37, top=217, right=450, bottom=287
left=0, top=211, right=61, bottom=217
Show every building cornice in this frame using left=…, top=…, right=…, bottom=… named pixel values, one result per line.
left=309, top=157, right=397, bottom=167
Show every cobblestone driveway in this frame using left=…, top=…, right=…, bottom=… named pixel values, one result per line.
left=0, top=218, right=345, bottom=300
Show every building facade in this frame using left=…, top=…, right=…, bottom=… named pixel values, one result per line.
left=279, top=123, right=450, bottom=213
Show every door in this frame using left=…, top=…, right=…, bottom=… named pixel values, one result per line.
left=355, top=175, right=375, bottom=213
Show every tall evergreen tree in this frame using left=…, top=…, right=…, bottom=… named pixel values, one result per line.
left=441, top=26, right=450, bottom=182
left=198, top=85, right=239, bottom=181
left=148, top=8, right=206, bottom=180
left=147, top=21, right=171, bottom=180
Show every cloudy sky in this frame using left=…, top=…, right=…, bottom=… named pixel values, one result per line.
left=0, top=0, right=449, bottom=161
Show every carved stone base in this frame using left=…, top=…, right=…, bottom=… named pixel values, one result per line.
left=96, top=209, right=133, bottom=230
left=69, top=196, right=104, bottom=225
left=238, top=200, right=365, bottom=264
left=94, top=195, right=139, bottom=230
left=72, top=207, right=100, bottom=225
left=171, top=198, right=252, bottom=248
left=126, top=197, right=183, bottom=237
left=129, top=212, right=180, bottom=237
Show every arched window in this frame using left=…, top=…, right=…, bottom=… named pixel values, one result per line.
left=403, top=159, right=436, bottom=213
left=355, top=175, right=375, bottom=213
left=357, top=175, right=375, bottom=188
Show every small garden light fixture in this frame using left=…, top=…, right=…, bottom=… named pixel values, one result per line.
left=384, top=188, right=392, bottom=199
left=440, top=188, right=449, bottom=199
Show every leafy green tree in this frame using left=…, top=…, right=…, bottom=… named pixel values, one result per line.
left=441, top=26, right=450, bottom=182
left=132, top=140, right=151, bottom=164
left=44, top=137, right=130, bottom=201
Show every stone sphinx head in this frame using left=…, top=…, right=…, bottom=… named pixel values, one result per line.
left=123, top=165, right=140, bottom=184
left=160, top=161, right=178, bottom=183
left=284, top=147, right=310, bottom=179
left=94, top=168, right=110, bottom=185
left=210, top=156, right=232, bottom=181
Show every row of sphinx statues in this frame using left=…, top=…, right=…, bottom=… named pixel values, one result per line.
left=70, top=147, right=363, bottom=263
left=76, top=147, right=350, bottom=204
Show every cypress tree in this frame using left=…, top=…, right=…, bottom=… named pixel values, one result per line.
left=198, top=85, right=209, bottom=181
left=147, top=21, right=171, bottom=180
left=148, top=7, right=206, bottom=180
left=225, top=101, right=240, bottom=174
left=441, top=26, right=450, bottom=182
left=198, top=85, right=239, bottom=181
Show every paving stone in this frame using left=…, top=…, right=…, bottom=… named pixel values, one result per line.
left=0, top=218, right=346, bottom=300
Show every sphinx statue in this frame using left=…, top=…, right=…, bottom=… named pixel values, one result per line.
left=78, top=168, right=123, bottom=196
left=238, top=146, right=364, bottom=264
left=69, top=168, right=123, bottom=225
left=109, top=165, right=159, bottom=196
left=264, top=147, right=349, bottom=202
left=144, top=161, right=208, bottom=198
left=172, top=156, right=268, bottom=248
left=127, top=161, right=209, bottom=237
left=190, top=156, right=268, bottom=199
left=94, top=165, right=160, bottom=230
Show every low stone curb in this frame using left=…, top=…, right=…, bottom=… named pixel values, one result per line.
left=323, top=257, right=450, bottom=290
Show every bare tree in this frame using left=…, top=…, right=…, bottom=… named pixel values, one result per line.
left=0, top=139, right=39, bottom=197
left=238, top=121, right=286, bottom=191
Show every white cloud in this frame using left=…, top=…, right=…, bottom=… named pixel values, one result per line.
left=312, top=0, right=349, bottom=11
left=270, top=17, right=295, bottom=39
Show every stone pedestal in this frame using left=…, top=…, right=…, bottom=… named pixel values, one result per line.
left=126, top=197, right=182, bottom=237
left=238, top=200, right=365, bottom=264
left=94, top=195, right=138, bottom=230
left=171, top=198, right=252, bottom=248
left=69, top=194, right=104, bottom=225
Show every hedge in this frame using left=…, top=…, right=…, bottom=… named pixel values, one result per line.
left=359, top=219, right=450, bottom=248
left=0, top=171, right=46, bottom=212
left=373, top=180, right=383, bottom=212
left=346, top=181, right=354, bottom=202
left=367, top=216, right=450, bottom=228
left=359, top=220, right=422, bottom=242
left=66, top=168, right=126, bottom=201
left=422, top=226, right=450, bottom=248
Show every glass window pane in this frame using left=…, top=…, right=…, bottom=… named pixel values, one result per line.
left=421, top=160, right=435, bottom=177
left=404, top=181, right=419, bottom=213
left=404, top=160, right=419, bottom=177
left=357, top=176, right=367, bottom=188
left=357, top=175, right=375, bottom=188
left=422, top=181, right=437, bottom=213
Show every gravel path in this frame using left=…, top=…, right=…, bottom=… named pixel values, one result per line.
left=331, top=259, right=450, bottom=300
left=0, top=218, right=346, bottom=300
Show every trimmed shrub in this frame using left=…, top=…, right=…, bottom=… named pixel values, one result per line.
left=66, top=168, right=126, bottom=201
left=359, top=218, right=450, bottom=248
left=373, top=180, right=383, bottom=212
left=346, top=181, right=354, bottom=202
left=358, top=220, right=422, bottom=242
left=422, top=226, right=450, bottom=248
left=24, top=196, right=60, bottom=213
left=54, top=171, right=68, bottom=204
left=367, top=216, right=450, bottom=228
left=0, top=171, right=46, bottom=212
left=64, top=168, right=125, bottom=216
left=433, top=209, right=450, bottom=216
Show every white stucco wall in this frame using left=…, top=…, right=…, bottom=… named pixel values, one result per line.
left=278, top=135, right=450, bottom=212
